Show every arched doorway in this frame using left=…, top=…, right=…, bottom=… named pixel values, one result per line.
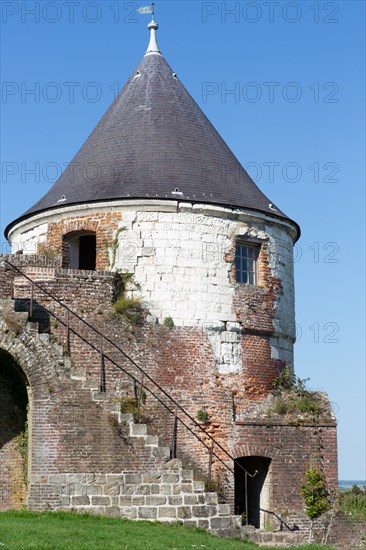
left=0, top=349, right=29, bottom=510
left=235, top=456, right=271, bottom=528
left=64, top=231, right=97, bottom=270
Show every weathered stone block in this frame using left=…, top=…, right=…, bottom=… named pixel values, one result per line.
left=158, top=507, right=177, bottom=518
left=205, top=492, right=218, bottom=505
left=86, top=485, right=102, bottom=497
left=120, top=507, right=137, bottom=520
left=104, top=483, right=120, bottom=496
left=72, top=496, right=90, bottom=506
left=124, top=474, right=142, bottom=485
left=218, top=503, right=230, bottom=516
left=131, top=496, right=145, bottom=506
left=91, top=496, right=111, bottom=506
left=192, top=505, right=211, bottom=518
left=193, top=481, right=205, bottom=493
left=161, top=485, right=172, bottom=495
left=119, top=496, right=132, bottom=506
left=177, top=506, right=192, bottom=519
left=168, top=496, right=183, bottom=506
left=183, top=495, right=198, bottom=505
left=142, top=473, right=161, bottom=484
left=181, top=470, right=193, bottom=481
left=161, top=474, right=179, bottom=484
left=210, top=516, right=232, bottom=529
left=145, top=496, right=166, bottom=506
left=138, top=507, right=158, bottom=520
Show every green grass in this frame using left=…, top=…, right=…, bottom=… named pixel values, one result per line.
left=0, top=511, right=336, bottom=550
left=339, top=486, right=366, bottom=518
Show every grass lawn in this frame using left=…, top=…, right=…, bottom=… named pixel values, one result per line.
left=0, top=511, right=336, bottom=550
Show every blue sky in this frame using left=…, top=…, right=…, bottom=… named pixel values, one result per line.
left=1, top=1, right=365, bottom=480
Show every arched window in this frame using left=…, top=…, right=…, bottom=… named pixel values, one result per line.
left=64, top=231, right=96, bottom=270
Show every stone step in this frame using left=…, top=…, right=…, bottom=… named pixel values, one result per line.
left=251, top=531, right=306, bottom=547
left=71, top=369, right=87, bottom=381
left=26, top=321, right=39, bottom=333
left=0, top=299, right=16, bottom=310
left=145, top=435, right=159, bottom=446
left=92, top=390, right=112, bottom=402
left=38, top=333, right=50, bottom=345
left=51, top=343, right=64, bottom=357
left=151, top=446, right=171, bottom=460
left=119, top=414, right=134, bottom=423
left=130, top=423, right=147, bottom=436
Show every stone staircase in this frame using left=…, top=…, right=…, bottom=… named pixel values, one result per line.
left=0, top=297, right=244, bottom=537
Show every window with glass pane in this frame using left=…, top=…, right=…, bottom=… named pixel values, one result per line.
left=235, top=243, right=259, bottom=284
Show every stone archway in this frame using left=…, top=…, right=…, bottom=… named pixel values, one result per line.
left=0, top=349, right=29, bottom=510
left=235, top=456, right=272, bottom=528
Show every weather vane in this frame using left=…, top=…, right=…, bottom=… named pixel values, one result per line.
left=137, top=3, right=155, bottom=20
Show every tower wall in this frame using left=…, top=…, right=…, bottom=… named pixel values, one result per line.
left=8, top=201, right=297, bottom=392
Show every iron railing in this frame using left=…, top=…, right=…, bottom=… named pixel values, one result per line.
left=3, top=258, right=257, bottom=520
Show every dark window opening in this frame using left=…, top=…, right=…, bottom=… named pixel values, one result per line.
left=235, top=456, right=271, bottom=528
left=66, top=232, right=97, bottom=270
left=235, top=243, right=259, bottom=285
left=78, top=235, right=96, bottom=270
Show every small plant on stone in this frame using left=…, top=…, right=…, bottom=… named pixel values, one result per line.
left=112, top=272, right=142, bottom=323
left=120, top=394, right=147, bottom=423
left=196, top=409, right=209, bottom=424
left=163, top=316, right=174, bottom=329
left=104, top=227, right=126, bottom=270
left=41, top=248, right=60, bottom=257
left=272, top=368, right=327, bottom=421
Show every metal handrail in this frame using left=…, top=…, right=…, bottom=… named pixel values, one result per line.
left=3, top=257, right=256, bottom=481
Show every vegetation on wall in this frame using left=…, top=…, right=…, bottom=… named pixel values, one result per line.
left=105, top=227, right=126, bottom=270
left=120, top=392, right=147, bottom=423
left=111, top=271, right=142, bottom=323
left=163, top=316, right=174, bottom=329
left=271, top=368, right=331, bottom=422
left=301, top=466, right=331, bottom=542
left=16, top=404, right=29, bottom=485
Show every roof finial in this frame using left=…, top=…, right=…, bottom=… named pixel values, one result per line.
left=146, top=19, right=160, bottom=55
left=146, top=4, right=161, bottom=56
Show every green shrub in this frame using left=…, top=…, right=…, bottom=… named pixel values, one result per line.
left=163, top=316, right=174, bottom=329
left=196, top=409, right=209, bottom=423
left=301, top=467, right=330, bottom=542
left=113, top=296, right=141, bottom=314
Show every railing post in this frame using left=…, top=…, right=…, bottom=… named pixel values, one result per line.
left=136, top=374, right=145, bottom=423
left=30, top=282, right=34, bottom=319
left=170, top=405, right=178, bottom=459
left=66, top=309, right=70, bottom=354
left=208, top=440, right=214, bottom=489
left=245, top=470, right=248, bottom=526
left=100, top=336, right=106, bottom=392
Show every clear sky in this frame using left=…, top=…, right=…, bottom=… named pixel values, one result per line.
left=1, top=1, right=365, bottom=480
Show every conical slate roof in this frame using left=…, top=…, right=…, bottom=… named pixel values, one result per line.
left=6, top=22, right=299, bottom=238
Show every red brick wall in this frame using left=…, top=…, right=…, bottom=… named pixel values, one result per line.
left=37, top=213, right=122, bottom=270
left=0, top=253, right=337, bottom=524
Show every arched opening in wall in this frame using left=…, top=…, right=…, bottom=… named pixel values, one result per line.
left=64, top=231, right=97, bottom=270
left=235, top=456, right=271, bottom=528
left=0, top=349, right=30, bottom=510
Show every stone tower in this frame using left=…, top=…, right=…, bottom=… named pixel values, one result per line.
left=1, top=16, right=337, bottom=537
